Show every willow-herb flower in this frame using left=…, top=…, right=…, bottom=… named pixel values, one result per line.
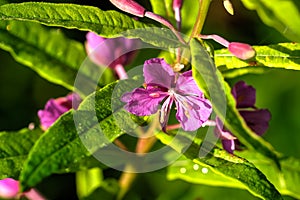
left=121, top=58, right=212, bottom=132
left=85, top=32, right=140, bottom=79
left=38, top=93, right=81, bottom=131
left=215, top=81, right=271, bottom=153
left=0, top=178, right=44, bottom=200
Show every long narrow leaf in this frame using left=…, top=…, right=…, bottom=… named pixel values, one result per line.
left=156, top=131, right=282, bottom=200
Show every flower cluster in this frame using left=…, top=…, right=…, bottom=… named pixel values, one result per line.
left=121, top=58, right=271, bottom=153
left=215, top=81, right=271, bottom=153
left=121, top=58, right=212, bottom=132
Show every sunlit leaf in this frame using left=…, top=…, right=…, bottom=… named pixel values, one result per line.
left=19, top=81, right=137, bottom=190
left=156, top=130, right=282, bottom=200
left=215, top=43, right=300, bottom=78
left=237, top=151, right=300, bottom=199
left=0, top=128, right=42, bottom=179
left=240, top=0, right=300, bottom=42
left=0, top=2, right=183, bottom=48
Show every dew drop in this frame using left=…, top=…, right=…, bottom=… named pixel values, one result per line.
left=193, top=164, right=199, bottom=171
left=180, top=167, right=187, bottom=174
left=201, top=167, right=208, bottom=174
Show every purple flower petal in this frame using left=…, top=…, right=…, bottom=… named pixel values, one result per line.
left=174, top=94, right=212, bottom=131
left=221, top=139, right=236, bottom=154
left=240, top=109, right=271, bottom=136
left=122, top=88, right=167, bottom=116
left=175, top=70, right=203, bottom=97
left=38, top=93, right=81, bottom=131
left=214, top=117, right=237, bottom=140
left=232, top=81, right=256, bottom=108
left=86, top=32, right=140, bottom=68
left=143, top=58, right=175, bottom=88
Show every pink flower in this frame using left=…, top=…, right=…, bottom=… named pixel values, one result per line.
left=85, top=32, right=141, bottom=79
left=215, top=81, right=271, bottom=153
left=121, top=58, right=212, bottom=131
left=0, top=178, right=44, bottom=200
left=38, top=93, right=81, bottom=131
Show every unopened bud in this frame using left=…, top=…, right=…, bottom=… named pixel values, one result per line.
left=173, top=0, right=183, bottom=10
left=110, top=0, right=146, bottom=17
left=228, top=42, right=255, bottom=60
left=0, top=178, right=19, bottom=199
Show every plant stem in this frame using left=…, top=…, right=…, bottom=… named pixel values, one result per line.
left=144, top=11, right=186, bottom=44
left=117, top=165, right=137, bottom=200
left=189, top=0, right=212, bottom=41
left=117, top=117, right=160, bottom=199
left=114, top=63, right=128, bottom=80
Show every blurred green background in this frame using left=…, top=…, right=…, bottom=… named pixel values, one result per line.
left=0, top=0, right=299, bottom=199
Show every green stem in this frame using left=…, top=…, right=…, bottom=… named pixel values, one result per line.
left=117, top=165, right=137, bottom=200
left=189, top=0, right=212, bottom=41
left=117, top=117, right=160, bottom=199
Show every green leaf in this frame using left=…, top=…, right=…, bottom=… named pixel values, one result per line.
left=0, top=128, right=42, bottom=179
left=0, top=2, right=147, bottom=36
left=240, top=0, right=300, bottom=42
left=156, top=130, right=282, bottom=200
left=0, top=2, right=183, bottom=48
left=19, top=81, right=137, bottom=190
left=149, top=0, right=174, bottom=23
left=123, top=27, right=185, bottom=48
left=237, top=151, right=300, bottom=199
left=0, top=20, right=95, bottom=92
left=190, top=38, right=280, bottom=168
left=167, top=158, right=245, bottom=189
left=168, top=153, right=300, bottom=199
left=215, top=43, right=300, bottom=78
left=76, top=168, right=103, bottom=199
left=81, top=179, right=119, bottom=200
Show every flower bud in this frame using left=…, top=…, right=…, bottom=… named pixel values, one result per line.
left=0, top=178, right=19, bottom=199
left=109, top=0, right=146, bottom=17
left=228, top=42, right=255, bottom=60
left=173, top=0, right=183, bottom=10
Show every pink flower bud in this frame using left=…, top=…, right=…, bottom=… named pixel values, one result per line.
left=110, top=0, right=146, bottom=17
left=173, top=0, right=183, bottom=10
left=0, top=178, right=19, bottom=199
left=0, top=179, right=45, bottom=200
left=228, top=42, right=255, bottom=60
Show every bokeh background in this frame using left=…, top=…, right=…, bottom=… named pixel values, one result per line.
left=0, top=0, right=299, bottom=199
